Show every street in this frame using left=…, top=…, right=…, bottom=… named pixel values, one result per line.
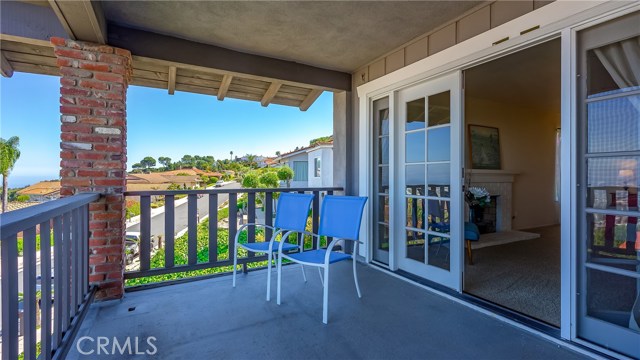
left=126, top=181, right=241, bottom=239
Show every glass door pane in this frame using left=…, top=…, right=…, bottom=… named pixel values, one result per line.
left=396, top=72, right=462, bottom=290
left=577, top=12, right=640, bottom=358
left=373, top=97, right=390, bottom=264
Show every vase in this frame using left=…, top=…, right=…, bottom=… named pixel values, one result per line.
left=470, top=205, right=484, bottom=224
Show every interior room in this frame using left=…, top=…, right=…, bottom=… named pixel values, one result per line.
left=462, top=39, right=562, bottom=326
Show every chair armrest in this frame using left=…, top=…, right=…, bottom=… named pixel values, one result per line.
left=276, top=230, right=300, bottom=252
left=234, top=223, right=276, bottom=244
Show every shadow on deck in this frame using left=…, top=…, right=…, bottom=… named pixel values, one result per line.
left=68, top=262, right=585, bottom=359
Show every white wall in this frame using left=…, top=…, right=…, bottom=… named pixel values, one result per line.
left=307, top=147, right=334, bottom=188
left=465, top=96, right=561, bottom=229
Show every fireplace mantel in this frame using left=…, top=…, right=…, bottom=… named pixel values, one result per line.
left=465, top=169, right=519, bottom=231
left=466, top=169, right=520, bottom=183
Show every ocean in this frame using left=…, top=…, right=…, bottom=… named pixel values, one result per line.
left=5, top=174, right=59, bottom=189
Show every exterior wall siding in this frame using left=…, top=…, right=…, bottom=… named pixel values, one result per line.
left=352, top=0, right=554, bottom=87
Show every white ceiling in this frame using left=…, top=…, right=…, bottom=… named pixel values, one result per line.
left=465, top=38, right=561, bottom=110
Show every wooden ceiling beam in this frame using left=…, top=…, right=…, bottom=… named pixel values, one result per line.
left=1, top=51, right=14, bottom=78
left=108, top=25, right=351, bottom=92
left=299, top=89, right=323, bottom=111
left=261, top=82, right=282, bottom=107
left=167, top=66, right=177, bottom=95
left=49, top=0, right=107, bottom=44
left=48, top=0, right=76, bottom=39
left=217, top=74, right=232, bottom=100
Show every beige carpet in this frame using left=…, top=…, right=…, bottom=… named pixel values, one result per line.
left=464, top=225, right=561, bottom=327
left=471, top=230, right=541, bottom=250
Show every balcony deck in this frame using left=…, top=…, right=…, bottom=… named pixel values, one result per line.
left=68, top=262, right=585, bottom=359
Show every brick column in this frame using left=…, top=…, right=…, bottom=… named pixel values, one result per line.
left=52, top=37, right=132, bottom=300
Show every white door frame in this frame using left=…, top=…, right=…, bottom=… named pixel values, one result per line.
left=393, top=72, right=463, bottom=290
left=356, top=0, right=639, bottom=349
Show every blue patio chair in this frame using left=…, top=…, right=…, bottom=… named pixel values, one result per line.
left=276, top=195, right=368, bottom=324
left=465, top=222, right=480, bottom=265
left=232, top=192, right=314, bottom=301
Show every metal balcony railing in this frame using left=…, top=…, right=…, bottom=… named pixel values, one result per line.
left=0, top=192, right=100, bottom=360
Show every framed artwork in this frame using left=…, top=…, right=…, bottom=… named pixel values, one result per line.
left=469, top=125, right=501, bottom=170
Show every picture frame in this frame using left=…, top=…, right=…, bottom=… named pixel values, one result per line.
left=469, top=125, right=501, bottom=170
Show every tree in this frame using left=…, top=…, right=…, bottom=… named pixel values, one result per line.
left=241, top=172, right=260, bottom=188
left=0, top=136, right=21, bottom=212
left=195, top=159, right=211, bottom=171
left=180, top=155, right=194, bottom=168
left=16, top=194, right=29, bottom=202
left=245, top=154, right=257, bottom=168
left=277, top=166, right=294, bottom=188
left=158, top=156, right=171, bottom=169
left=258, top=172, right=279, bottom=188
left=140, top=156, right=156, bottom=170
left=309, top=135, right=332, bottom=146
left=230, top=151, right=233, bottom=161
left=275, top=151, right=281, bottom=157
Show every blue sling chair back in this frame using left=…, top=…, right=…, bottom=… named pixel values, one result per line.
left=232, top=192, right=314, bottom=301
left=276, top=195, right=368, bottom=324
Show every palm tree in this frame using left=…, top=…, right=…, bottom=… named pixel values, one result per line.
left=1, top=136, right=21, bottom=212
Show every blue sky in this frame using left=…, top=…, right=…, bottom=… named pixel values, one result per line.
left=1, top=72, right=333, bottom=188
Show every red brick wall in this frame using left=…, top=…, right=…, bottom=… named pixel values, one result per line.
left=52, top=37, right=132, bottom=300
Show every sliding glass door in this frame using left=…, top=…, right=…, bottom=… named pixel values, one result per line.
left=373, top=97, right=391, bottom=264
left=395, top=72, right=462, bottom=290
left=577, top=11, right=640, bottom=357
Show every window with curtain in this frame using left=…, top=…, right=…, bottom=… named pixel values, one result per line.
left=292, top=161, right=308, bottom=181
left=314, top=157, right=321, bottom=177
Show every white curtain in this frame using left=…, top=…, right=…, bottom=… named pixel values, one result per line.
left=594, top=36, right=640, bottom=112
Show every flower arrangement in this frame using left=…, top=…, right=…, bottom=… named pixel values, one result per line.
left=465, top=187, right=491, bottom=207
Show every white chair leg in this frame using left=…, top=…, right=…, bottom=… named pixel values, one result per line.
left=232, top=243, right=238, bottom=287
left=276, top=253, right=283, bottom=305
left=266, top=251, right=272, bottom=301
left=353, top=256, right=362, bottom=299
left=322, top=265, right=330, bottom=324
left=317, top=267, right=324, bottom=286
left=301, top=264, right=307, bottom=282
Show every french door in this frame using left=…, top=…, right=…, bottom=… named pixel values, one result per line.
left=576, top=11, right=640, bottom=358
left=395, top=72, right=462, bottom=290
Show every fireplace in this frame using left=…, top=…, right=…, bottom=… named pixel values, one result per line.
left=466, top=169, right=518, bottom=232
left=471, top=195, right=499, bottom=234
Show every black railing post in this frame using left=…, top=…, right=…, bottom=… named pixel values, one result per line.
left=208, top=194, right=218, bottom=263
left=265, top=192, right=273, bottom=241
left=23, top=226, right=38, bottom=360
left=187, top=194, right=198, bottom=265
left=228, top=193, right=238, bottom=267
left=61, top=212, right=71, bottom=332
left=165, top=195, right=175, bottom=268
left=243, top=192, right=257, bottom=273
left=312, top=191, right=320, bottom=249
left=1, top=234, right=19, bottom=360
left=140, top=195, right=151, bottom=271
left=41, top=219, right=53, bottom=360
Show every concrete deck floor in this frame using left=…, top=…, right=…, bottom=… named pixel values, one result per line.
left=68, top=262, right=586, bottom=359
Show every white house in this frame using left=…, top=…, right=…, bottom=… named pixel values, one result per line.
left=275, top=142, right=333, bottom=188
